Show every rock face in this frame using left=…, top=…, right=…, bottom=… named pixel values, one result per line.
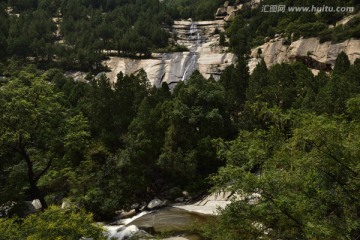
left=105, top=20, right=236, bottom=87
left=215, top=0, right=260, bottom=21
left=174, top=191, right=234, bottom=215
left=249, top=38, right=360, bottom=73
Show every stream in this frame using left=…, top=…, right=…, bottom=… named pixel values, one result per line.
left=104, top=207, right=213, bottom=240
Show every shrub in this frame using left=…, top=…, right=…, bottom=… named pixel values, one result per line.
left=0, top=206, right=105, bottom=240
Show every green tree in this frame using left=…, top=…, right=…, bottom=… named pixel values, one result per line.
left=219, top=56, right=249, bottom=116
left=219, top=32, right=225, bottom=46
left=267, top=63, right=297, bottom=109
left=0, top=74, right=89, bottom=209
left=0, top=6, right=8, bottom=60
left=246, top=59, right=268, bottom=103
left=333, top=51, right=350, bottom=75
left=121, top=85, right=171, bottom=197
left=8, top=0, right=38, bottom=12
left=206, top=111, right=360, bottom=240
left=158, top=71, right=232, bottom=191
left=315, top=53, right=358, bottom=114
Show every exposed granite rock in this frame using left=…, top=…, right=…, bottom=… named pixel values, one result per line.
left=147, top=199, right=168, bottom=210
left=105, top=20, right=236, bottom=87
left=249, top=38, right=360, bottom=73
left=215, top=7, right=227, bottom=17
left=173, top=191, right=234, bottom=215
left=336, top=13, right=360, bottom=26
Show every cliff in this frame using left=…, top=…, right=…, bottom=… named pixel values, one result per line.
left=249, top=38, right=360, bottom=74
left=105, top=20, right=236, bottom=87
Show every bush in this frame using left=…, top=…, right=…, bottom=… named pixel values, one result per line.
left=0, top=206, right=105, bottom=240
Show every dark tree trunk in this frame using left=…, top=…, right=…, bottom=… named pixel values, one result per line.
left=20, top=148, right=49, bottom=210
left=29, top=177, right=48, bottom=209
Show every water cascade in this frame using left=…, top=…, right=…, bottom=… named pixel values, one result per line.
left=180, top=22, right=201, bottom=82
left=105, top=20, right=237, bottom=86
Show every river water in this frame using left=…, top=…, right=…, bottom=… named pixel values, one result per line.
left=104, top=207, right=213, bottom=240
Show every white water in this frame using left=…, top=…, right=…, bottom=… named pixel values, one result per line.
left=104, top=225, right=139, bottom=240
left=118, top=211, right=151, bottom=225
left=181, top=53, right=197, bottom=81
left=103, top=211, right=151, bottom=240
left=181, top=22, right=201, bottom=82
left=104, top=20, right=236, bottom=86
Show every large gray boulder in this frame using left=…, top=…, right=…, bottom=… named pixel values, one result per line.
left=147, top=199, right=168, bottom=210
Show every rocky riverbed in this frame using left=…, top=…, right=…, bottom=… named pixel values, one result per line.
left=104, top=191, right=234, bottom=240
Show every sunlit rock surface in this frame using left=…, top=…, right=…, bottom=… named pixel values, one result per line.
left=173, top=191, right=234, bottom=215
left=104, top=20, right=236, bottom=87
left=249, top=37, right=360, bottom=73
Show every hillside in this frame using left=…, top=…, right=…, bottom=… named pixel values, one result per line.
left=0, top=1, right=360, bottom=240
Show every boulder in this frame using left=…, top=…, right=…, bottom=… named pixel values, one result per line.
left=182, top=191, right=189, bottom=197
left=64, top=71, right=87, bottom=82
left=0, top=201, right=16, bottom=217
left=224, top=12, right=236, bottom=22
left=22, top=201, right=39, bottom=217
left=215, top=7, right=227, bottom=17
left=336, top=13, right=360, bottom=27
left=31, top=199, right=42, bottom=210
left=226, top=6, right=236, bottom=14
left=130, top=203, right=140, bottom=211
left=61, top=199, right=77, bottom=209
left=115, top=209, right=137, bottom=219
left=147, top=199, right=168, bottom=210
left=1, top=201, right=43, bottom=217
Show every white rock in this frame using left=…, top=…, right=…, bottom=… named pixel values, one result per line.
left=249, top=38, right=360, bottom=73
left=31, top=199, right=42, bottom=210
left=104, top=20, right=236, bottom=86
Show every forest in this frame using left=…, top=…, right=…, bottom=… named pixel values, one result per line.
left=0, top=0, right=224, bottom=72
left=0, top=0, right=360, bottom=239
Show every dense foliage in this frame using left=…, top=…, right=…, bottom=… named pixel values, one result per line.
left=0, top=65, right=237, bottom=219
left=1, top=52, right=359, bottom=239
left=226, top=0, right=360, bottom=55
left=201, top=54, right=360, bottom=239
left=0, top=0, right=173, bottom=71
left=0, top=0, right=226, bottom=72
left=0, top=0, right=360, bottom=238
left=0, top=206, right=104, bottom=240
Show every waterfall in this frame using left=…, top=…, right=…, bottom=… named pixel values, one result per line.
left=180, top=22, right=201, bottom=82
left=103, top=211, right=151, bottom=240
left=189, top=22, right=196, bottom=35
left=181, top=53, right=197, bottom=81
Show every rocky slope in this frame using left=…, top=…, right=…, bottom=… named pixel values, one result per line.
left=105, top=20, right=236, bottom=87
left=248, top=37, right=360, bottom=74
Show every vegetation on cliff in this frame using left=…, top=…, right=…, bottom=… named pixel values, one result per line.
left=0, top=0, right=360, bottom=239
left=225, top=0, right=360, bottom=55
